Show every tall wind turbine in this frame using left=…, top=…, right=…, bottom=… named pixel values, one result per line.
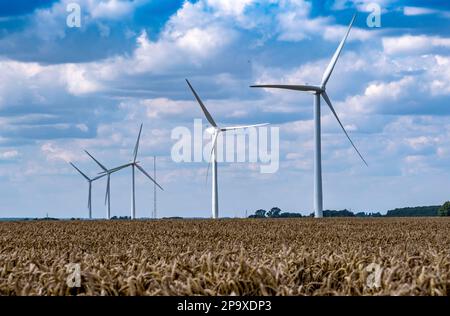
left=185, top=79, right=268, bottom=219
left=84, top=150, right=121, bottom=220
left=250, top=14, right=367, bottom=218
left=69, top=162, right=106, bottom=219
left=105, top=124, right=164, bottom=219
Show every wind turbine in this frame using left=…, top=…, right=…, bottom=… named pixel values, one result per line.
left=250, top=14, right=367, bottom=218
left=105, top=124, right=164, bottom=219
left=185, top=79, right=268, bottom=219
left=84, top=150, right=117, bottom=220
left=69, top=162, right=106, bottom=219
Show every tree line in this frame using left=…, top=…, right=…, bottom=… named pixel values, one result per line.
left=249, top=202, right=450, bottom=218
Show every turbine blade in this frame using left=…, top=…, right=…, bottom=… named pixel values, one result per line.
left=135, top=163, right=164, bottom=191
left=322, top=92, right=368, bottom=166
left=69, top=162, right=90, bottom=181
left=84, top=150, right=108, bottom=171
left=88, top=183, right=91, bottom=210
left=205, top=160, right=211, bottom=185
left=186, top=79, right=217, bottom=127
left=321, top=13, right=356, bottom=88
left=221, top=123, right=269, bottom=131
left=206, top=132, right=219, bottom=183
left=133, top=123, right=143, bottom=162
left=250, top=84, right=322, bottom=92
left=105, top=163, right=133, bottom=174
left=105, top=175, right=110, bottom=205
left=92, top=173, right=107, bottom=181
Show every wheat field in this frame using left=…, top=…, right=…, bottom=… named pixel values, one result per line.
left=0, top=218, right=449, bottom=295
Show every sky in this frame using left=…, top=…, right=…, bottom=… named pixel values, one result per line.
left=1, top=0, right=450, bottom=218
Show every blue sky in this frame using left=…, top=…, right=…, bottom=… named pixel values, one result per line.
left=1, top=0, right=450, bottom=218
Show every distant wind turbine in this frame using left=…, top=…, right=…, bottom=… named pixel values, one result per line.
left=185, top=79, right=268, bottom=219
left=84, top=150, right=124, bottom=220
left=250, top=14, right=367, bottom=218
left=105, top=124, right=164, bottom=219
left=69, top=162, right=106, bottom=219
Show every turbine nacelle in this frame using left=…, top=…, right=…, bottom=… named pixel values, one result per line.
left=206, top=126, right=218, bottom=135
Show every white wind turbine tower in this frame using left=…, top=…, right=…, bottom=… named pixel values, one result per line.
left=251, top=14, right=367, bottom=218
left=105, top=124, right=163, bottom=219
left=84, top=150, right=120, bottom=220
left=69, top=162, right=106, bottom=219
left=186, top=79, right=268, bottom=219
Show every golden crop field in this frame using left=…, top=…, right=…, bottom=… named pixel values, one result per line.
left=0, top=218, right=449, bottom=296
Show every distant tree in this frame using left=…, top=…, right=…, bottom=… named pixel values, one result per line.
left=111, top=216, right=131, bottom=220
left=278, top=212, right=302, bottom=218
left=438, top=202, right=450, bottom=216
left=323, top=209, right=355, bottom=217
left=355, top=212, right=383, bottom=217
left=267, top=207, right=282, bottom=218
left=386, top=206, right=439, bottom=217
left=253, top=209, right=267, bottom=218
